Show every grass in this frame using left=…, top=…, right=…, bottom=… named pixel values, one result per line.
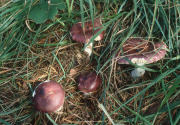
left=0, top=0, right=180, bottom=124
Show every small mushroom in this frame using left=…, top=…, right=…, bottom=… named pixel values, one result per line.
left=32, top=80, right=65, bottom=113
left=76, top=72, right=102, bottom=95
left=70, top=18, right=105, bottom=56
left=116, top=38, right=167, bottom=78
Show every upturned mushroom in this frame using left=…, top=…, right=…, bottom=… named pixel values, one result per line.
left=70, top=18, right=105, bottom=56
left=32, top=80, right=65, bottom=113
left=116, top=38, right=167, bottom=78
left=76, top=72, right=102, bottom=95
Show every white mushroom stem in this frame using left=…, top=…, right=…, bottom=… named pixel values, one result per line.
left=84, top=34, right=102, bottom=56
left=84, top=40, right=93, bottom=56
left=131, top=58, right=147, bottom=78
left=131, top=66, right=145, bottom=78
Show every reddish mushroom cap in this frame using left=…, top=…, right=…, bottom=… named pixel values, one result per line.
left=116, top=38, right=167, bottom=64
left=33, top=80, right=65, bottom=113
left=70, top=18, right=105, bottom=43
left=77, top=72, right=102, bottom=94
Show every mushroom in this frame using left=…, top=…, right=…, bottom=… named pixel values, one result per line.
left=116, top=38, right=167, bottom=78
left=32, top=80, right=65, bottom=113
left=70, top=18, right=105, bottom=56
left=76, top=72, right=102, bottom=95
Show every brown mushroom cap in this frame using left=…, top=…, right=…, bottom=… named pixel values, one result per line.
left=117, top=38, right=167, bottom=64
left=70, top=18, right=105, bottom=43
left=77, top=72, right=102, bottom=93
left=33, top=80, right=65, bottom=113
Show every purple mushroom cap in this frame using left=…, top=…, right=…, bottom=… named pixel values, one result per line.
left=70, top=18, right=105, bottom=43
left=77, top=72, right=102, bottom=94
left=33, top=80, right=65, bottom=113
left=117, top=38, right=167, bottom=64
